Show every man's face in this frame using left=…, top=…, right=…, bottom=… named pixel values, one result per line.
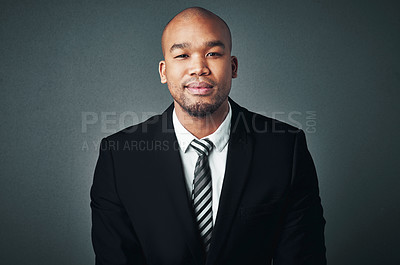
left=159, top=16, right=238, bottom=117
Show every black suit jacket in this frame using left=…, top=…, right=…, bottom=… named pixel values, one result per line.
left=91, top=99, right=327, bottom=265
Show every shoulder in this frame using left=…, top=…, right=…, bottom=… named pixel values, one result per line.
left=230, top=100, right=309, bottom=159
left=103, top=104, right=173, bottom=144
left=230, top=99, right=300, bottom=136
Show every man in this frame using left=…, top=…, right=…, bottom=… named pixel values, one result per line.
left=91, top=7, right=326, bottom=265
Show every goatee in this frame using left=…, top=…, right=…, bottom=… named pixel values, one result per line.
left=182, top=101, right=222, bottom=117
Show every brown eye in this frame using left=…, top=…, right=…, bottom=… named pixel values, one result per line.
left=175, top=54, right=189, bottom=58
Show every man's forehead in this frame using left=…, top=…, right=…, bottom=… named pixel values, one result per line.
left=165, top=16, right=225, bottom=37
left=162, top=16, right=231, bottom=53
left=161, top=8, right=232, bottom=56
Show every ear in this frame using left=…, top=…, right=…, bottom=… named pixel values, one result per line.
left=231, top=56, right=238, bottom=78
left=159, top=60, right=167, bottom=84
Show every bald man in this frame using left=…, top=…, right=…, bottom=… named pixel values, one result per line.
left=91, top=7, right=326, bottom=265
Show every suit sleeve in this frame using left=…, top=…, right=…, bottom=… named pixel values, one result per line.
left=90, top=138, right=147, bottom=265
left=273, top=130, right=327, bottom=265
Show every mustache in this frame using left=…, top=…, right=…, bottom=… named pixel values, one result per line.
left=182, top=77, right=216, bottom=87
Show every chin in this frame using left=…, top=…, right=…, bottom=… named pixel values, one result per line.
left=183, top=102, right=222, bottom=117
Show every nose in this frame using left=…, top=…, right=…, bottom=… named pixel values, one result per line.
left=189, top=56, right=210, bottom=76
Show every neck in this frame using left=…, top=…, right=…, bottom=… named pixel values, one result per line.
left=174, top=100, right=229, bottom=139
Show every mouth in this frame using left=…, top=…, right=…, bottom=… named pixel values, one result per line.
left=185, top=82, right=214, bottom=95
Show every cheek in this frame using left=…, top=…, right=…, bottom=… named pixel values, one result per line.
left=214, top=61, right=232, bottom=77
left=165, top=63, right=185, bottom=80
left=167, top=81, right=179, bottom=92
left=216, top=68, right=233, bottom=84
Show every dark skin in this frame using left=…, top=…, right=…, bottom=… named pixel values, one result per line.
left=159, top=9, right=238, bottom=139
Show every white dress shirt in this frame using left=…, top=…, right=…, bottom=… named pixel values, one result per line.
left=172, top=103, right=232, bottom=225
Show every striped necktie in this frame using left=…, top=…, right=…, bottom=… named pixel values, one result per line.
left=190, top=138, right=214, bottom=252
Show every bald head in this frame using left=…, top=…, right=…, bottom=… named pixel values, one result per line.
left=161, top=7, right=232, bottom=57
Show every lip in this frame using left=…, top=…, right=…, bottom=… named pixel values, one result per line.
left=185, top=82, right=214, bottom=95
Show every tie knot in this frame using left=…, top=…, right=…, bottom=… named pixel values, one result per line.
left=190, top=138, right=213, bottom=157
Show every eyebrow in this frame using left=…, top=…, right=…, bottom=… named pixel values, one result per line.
left=169, top=40, right=226, bottom=53
left=169, top=42, right=190, bottom=53
left=205, top=40, right=225, bottom=49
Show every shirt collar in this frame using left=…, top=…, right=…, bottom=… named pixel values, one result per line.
left=172, top=102, right=232, bottom=153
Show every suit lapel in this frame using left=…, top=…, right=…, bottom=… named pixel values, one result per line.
left=206, top=99, right=254, bottom=265
left=154, top=104, right=206, bottom=265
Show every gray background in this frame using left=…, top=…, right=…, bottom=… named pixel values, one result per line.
left=1, top=0, right=399, bottom=264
